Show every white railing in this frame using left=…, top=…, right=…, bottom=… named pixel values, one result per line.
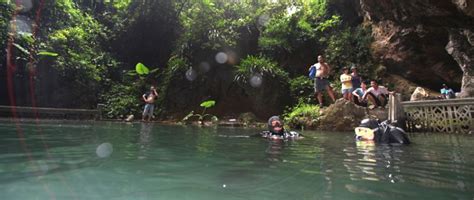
left=391, top=97, right=474, bottom=133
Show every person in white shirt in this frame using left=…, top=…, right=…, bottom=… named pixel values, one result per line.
left=362, top=80, right=391, bottom=108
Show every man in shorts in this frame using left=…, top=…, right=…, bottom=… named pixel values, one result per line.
left=142, top=86, right=158, bottom=121
left=309, top=55, right=336, bottom=107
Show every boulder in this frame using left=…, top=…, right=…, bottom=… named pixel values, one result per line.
left=318, top=99, right=368, bottom=131
left=410, top=87, right=430, bottom=101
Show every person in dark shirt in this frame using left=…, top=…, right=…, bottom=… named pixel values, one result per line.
left=350, top=66, right=362, bottom=89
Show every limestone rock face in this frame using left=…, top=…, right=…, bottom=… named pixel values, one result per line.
left=446, top=30, right=474, bottom=98
left=318, top=99, right=368, bottom=131
left=359, top=0, right=473, bottom=95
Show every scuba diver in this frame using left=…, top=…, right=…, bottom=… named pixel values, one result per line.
left=256, top=116, right=302, bottom=140
left=354, top=119, right=410, bottom=144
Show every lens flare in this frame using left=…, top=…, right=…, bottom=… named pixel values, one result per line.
left=9, top=15, right=32, bottom=36
left=186, top=68, right=197, bottom=81
left=96, top=143, right=113, bottom=158
left=215, top=52, right=228, bottom=64
left=250, top=74, right=263, bottom=88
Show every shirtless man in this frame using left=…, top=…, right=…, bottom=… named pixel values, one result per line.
left=309, top=55, right=336, bottom=107
left=142, top=86, right=158, bottom=121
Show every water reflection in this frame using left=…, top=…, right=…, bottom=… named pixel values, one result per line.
left=2, top=121, right=474, bottom=199
left=138, top=123, right=153, bottom=160
left=343, top=142, right=405, bottom=183
left=265, top=139, right=285, bottom=162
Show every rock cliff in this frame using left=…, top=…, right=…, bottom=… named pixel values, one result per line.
left=359, top=0, right=473, bottom=97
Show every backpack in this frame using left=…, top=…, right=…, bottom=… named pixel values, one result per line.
left=309, top=65, right=316, bottom=79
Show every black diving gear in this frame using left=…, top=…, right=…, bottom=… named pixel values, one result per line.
left=256, top=116, right=301, bottom=140
left=356, top=119, right=410, bottom=144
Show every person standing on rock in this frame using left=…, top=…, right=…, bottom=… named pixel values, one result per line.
left=309, top=55, right=336, bottom=107
left=340, top=67, right=353, bottom=101
left=142, top=86, right=158, bottom=121
left=350, top=66, right=362, bottom=90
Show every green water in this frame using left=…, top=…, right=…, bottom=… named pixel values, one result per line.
left=0, top=120, right=473, bottom=200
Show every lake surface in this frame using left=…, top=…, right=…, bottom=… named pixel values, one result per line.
left=1, top=120, right=473, bottom=200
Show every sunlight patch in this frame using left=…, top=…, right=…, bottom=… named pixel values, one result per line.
left=96, top=143, right=113, bottom=158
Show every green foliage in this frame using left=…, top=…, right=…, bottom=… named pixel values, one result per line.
left=200, top=100, right=216, bottom=108
left=37, top=51, right=59, bottom=57
left=238, top=112, right=257, bottom=126
left=259, top=0, right=341, bottom=55
left=37, top=1, right=121, bottom=107
left=101, top=84, right=142, bottom=119
left=12, top=43, right=29, bottom=55
left=0, top=0, right=381, bottom=121
left=177, top=0, right=257, bottom=53
left=135, top=62, right=150, bottom=75
left=112, top=0, right=131, bottom=10
left=289, top=76, right=314, bottom=104
left=324, top=26, right=376, bottom=79
left=0, top=3, right=11, bottom=66
left=182, top=100, right=219, bottom=124
left=283, top=103, right=320, bottom=129
left=159, top=55, right=190, bottom=100
left=234, top=55, right=289, bottom=85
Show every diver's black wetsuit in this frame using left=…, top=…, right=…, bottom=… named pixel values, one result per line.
left=257, top=130, right=301, bottom=139
left=253, top=116, right=302, bottom=140
left=358, top=119, right=410, bottom=144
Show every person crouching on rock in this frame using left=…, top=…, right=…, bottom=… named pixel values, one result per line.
left=352, top=81, right=369, bottom=107
left=362, top=80, right=391, bottom=109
